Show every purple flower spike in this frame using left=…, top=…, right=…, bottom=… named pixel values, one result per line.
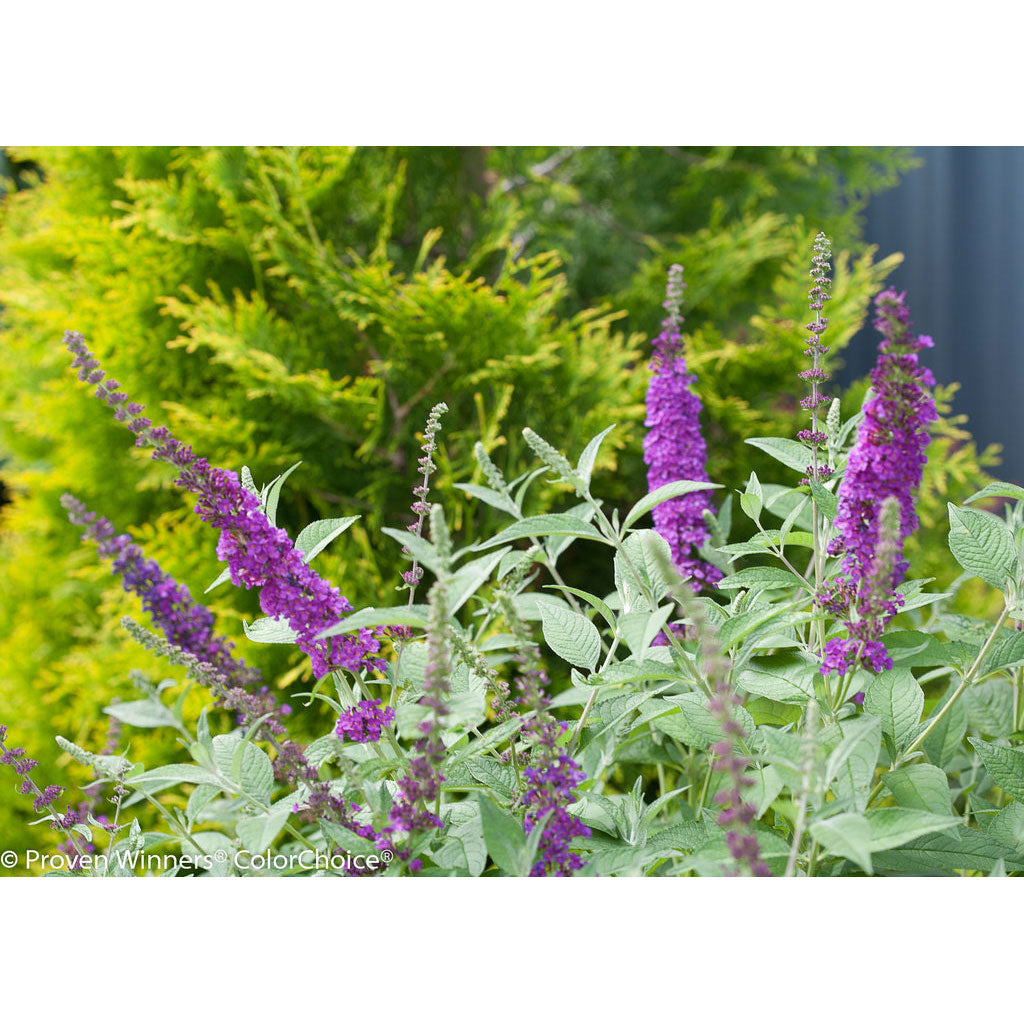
left=820, top=289, right=937, bottom=677
left=63, top=331, right=384, bottom=680
left=642, top=265, right=721, bottom=589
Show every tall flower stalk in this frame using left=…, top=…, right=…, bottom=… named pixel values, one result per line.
left=664, top=573, right=769, bottom=876
left=821, top=289, right=937, bottom=676
left=63, top=494, right=262, bottom=691
left=496, top=578, right=591, bottom=876
left=0, top=724, right=92, bottom=865
left=64, top=331, right=384, bottom=680
left=799, top=233, right=834, bottom=612
left=388, top=507, right=452, bottom=863
left=402, top=401, right=448, bottom=599
left=643, top=265, right=721, bottom=589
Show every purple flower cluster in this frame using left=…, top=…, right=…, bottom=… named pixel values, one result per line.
left=492, top=583, right=591, bottom=874
left=797, top=233, right=834, bottom=485
left=65, top=495, right=302, bottom=745
left=336, top=700, right=396, bottom=744
left=521, top=718, right=591, bottom=876
left=0, top=724, right=87, bottom=860
left=642, top=265, right=722, bottom=590
left=64, top=331, right=384, bottom=680
left=821, top=290, right=937, bottom=676
left=63, top=494, right=261, bottom=690
left=293, top=787, right=397, bottom=875
left=822, top=496, right=905, bottom=678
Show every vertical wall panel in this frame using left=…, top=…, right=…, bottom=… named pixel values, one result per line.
left=844, top=146, right=1023, bottom=482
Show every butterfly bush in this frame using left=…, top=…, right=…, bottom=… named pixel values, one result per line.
left=821, top=289, right=938, bottom=675
left=62, top=494, right=262, bottom=692
left=643, top=265, right=721, bottom=589
left=65, top=331, right=384, bottom=680
left=12, top=226, right=1021, bottom=881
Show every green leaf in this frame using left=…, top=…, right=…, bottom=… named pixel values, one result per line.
left=921, top=683, right=969, bottom=766
left=242, top=616, right=298, bottom=644
left=863, top=669, right=923, bottom=750
left=576, top=424, right=617, bottom=489
left=969, top=737, right=1024, bottom=802
left=434, top=801, right=487, bottom=877
left=204, top=565, right=233, bottom=594
left=807, top=477, right=838, bottom=521
left=737, top=653, right=817, bottom=705
left=236, top=801, right=291, bottom=855
left=716, top=566, right=805, bottom=591
left=614, top=529, right=676, bottom=607
left=129, top=764, right=221, bottom=790
left=468, top=758, right=517, bottom=803
left=544, top=585, right=617, bottom=633
left=540, top=603, right=601, bottom=672
left=380, top=527, right=442, bottom=574
left=262, top=461, right=302, bottom=525
left=214, top=735, right=274, bottom=805
left=477, top=795, right=525, bottom=875
left=746, top=437, right=814, bottom=474
left=985, top=801, right=1024, bottom=852
left=871, top=826, right=1024, bottom=875
left=318, top=604, right=429, bottom=638
left=655, top=694, right=756, bottom=752
left=717, top=602, right=817, bottom=650
left=455, top=482, right=519, bottom=518
left=947, top=504, right=1018, bottom=591
left=102, top=698, right=179, bottom=730
left=294, top=516, right=360, bottom=562
left=825, top=716, right=881, bottom=813
left=747, top=765, right=785, bottom=817
left=864, top=807, right=961, bottom=852
left=320, top=820, right=381, bottom=858
left=447, top=548, right=509, bottom=615
left=965, top=680, right=1014, bottom=738
left=739, top=491, right=763, bottom=522
left=965, top=480, right=1024, bottom=505
left=445, top=713, right=533, bottom=770
left=616, top=606, right=673, bottom=656
left=622, top=479, right=721, bottom=531
left=978, top=628, right=1024, bottom=678
left=882, top=764, right=953, bottom=815
left=474, top=514, right=607, bottom=550
left=587, top=658, right=674, bottom=689
left=810, top=813, right=873, bottom=873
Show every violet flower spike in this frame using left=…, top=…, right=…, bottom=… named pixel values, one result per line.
left=642, top=265, right=721, bottom=589
left=62, top=493, right=261, bottom=692
left=821, top=290, right=937, bottom=676
left=63, top=331, right=384, bottom=680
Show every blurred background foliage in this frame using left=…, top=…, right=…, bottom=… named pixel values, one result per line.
left=0, top=146, right=998, bottom=861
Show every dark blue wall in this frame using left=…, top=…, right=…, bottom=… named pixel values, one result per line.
left=844, top=146, right=1024, bottom=483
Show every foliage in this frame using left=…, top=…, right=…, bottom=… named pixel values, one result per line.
left=6, top=400, right=1024, bottom=877
left=0, top=146, right=997, bottom=859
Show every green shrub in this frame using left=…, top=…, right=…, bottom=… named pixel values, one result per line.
left=0, top=146, right=995, bottom=860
